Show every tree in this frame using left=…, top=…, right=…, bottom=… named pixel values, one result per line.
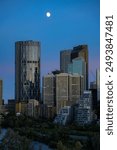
left=75, top=141, right=83, bottom=150
left=57, top=141, right=67, bottom=150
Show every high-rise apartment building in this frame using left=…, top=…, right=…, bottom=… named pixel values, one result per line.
left=74, top=91, right=92, bottom=125
left=56, top=73, right=69, bottom=113
left=68, top=57, right=86, bottom=89
left=71, top=45, right=88, bottom=89
left=60, top=50, right=72, bottom=73
left=43, top=72, right=84, bottom=114
left=43, top=74, right=55, bottom=106
left=69, top=74, right=84, bottom=102
left=56, top=73, right=84, bottom=114
left=15, top=41, right=40, bottom=101
left=0, top=80, right=3, bottom=105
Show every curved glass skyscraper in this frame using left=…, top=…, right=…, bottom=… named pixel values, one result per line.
left=15, top=41, right=40, bottom=101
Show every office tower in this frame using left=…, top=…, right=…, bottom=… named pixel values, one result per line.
left=74, top=91, right=92, bottom=125
left=56, top=73, right=69, bottom=114
left=69, top=74, right=84, bottom=102
left=43, top=74, right=55, bottom=106
left=71, top=45, right=88, bottom=89
left=68, top=57, right=86, bottom=89
left=96, top=69, right=100, bottom=101
left=0, top=80, right=3, bottom=105
left=15, top=41, right=40, bottom=101
left=42, top=72, right=84, bottom=114
left=60, top=50, right=72, bottom=73
left=55, top=73, right=84, bottom=114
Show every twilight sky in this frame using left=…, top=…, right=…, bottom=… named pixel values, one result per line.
left=0, top=0, right=100, bottom=101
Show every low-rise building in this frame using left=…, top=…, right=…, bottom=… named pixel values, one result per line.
left=0, top=104, right=8, bottom=115
left=15, top=101, right=28, bottom=115
left=27, top=99, right=39, bottom=118
left=38, top=104, right=56, bottom=119
left=54, top=106, right=73, bottom=125
left=8, top=99, right=16, bottom=113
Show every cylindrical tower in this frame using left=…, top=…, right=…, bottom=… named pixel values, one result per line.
left=15, top=40, right=40, bottom=101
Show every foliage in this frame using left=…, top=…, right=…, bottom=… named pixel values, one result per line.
left=1, top=114, right=100, bottom=150
left=0, top=129, right=32, bottom=150
left=75, top=141, right=83, bottom=150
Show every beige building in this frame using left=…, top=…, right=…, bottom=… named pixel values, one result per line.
left=0, top=80, right=3, bottom=105
left=56, top=73, right=69, bottom=114
left=56, top=73, right=84, bottom=114
left=69, top=74, right=84, bottom=103
left=43, top=74, right=55, bottom=106
left=42, top=73, right=84, bottom=115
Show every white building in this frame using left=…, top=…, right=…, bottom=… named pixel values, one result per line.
left=42, top=74, right=55, bottom=106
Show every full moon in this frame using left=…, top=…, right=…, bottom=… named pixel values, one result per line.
left=46, top=12, right=51, bottom=17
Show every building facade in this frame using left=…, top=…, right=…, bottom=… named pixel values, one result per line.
left=42, top=74, right=55, bottom=106
left=69, top=74, right=84, bottom=102
left=15, top=101, right=28, bottom=115
left=74, top=91, right=92, bottom=125
left=0, top=80, right=3, bottom=105
left=56, top=73, right=84, bottom=114
left=56, top=73, right=69, bottom=114
left=15, top=41, right=40, bottom=101
left=71, top=45, right=88, bottom=89
left=90, top=81, right=97, bottom=89
left=60, top=50, right=72, bottom=73
left=42, top=73, right=84, bottom=115
left=68, top=57, right=86, bottom=89
left=27, top=99, right=39, bottom=117
left=54, top=106, right=73, bottom=125
left=8, top=99, right=16, bottom=113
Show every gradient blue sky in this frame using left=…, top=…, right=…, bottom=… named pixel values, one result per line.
left=0, top=0, right=100, bottom=102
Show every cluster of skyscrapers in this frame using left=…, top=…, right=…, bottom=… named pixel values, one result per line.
left=0, top=40, right=100, bottom=126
